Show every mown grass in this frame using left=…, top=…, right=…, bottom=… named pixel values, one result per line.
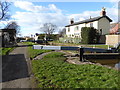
left=50, top=41, right=113, bottom=49
left=32, top=52, right=120, bottom=88
left=28, top=46, right=51, bottom=59
left=85, top=45, right=113, bottom=49
left=21, top=41, right=51, bottom=59
left=49, top=41, right=80, bottom=46
left=21, top=42, right=37, bottom=45
left=0, top=47, right=15, bottom=55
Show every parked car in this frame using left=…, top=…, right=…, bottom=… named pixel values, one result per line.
left=36, top=40, right=44, bottom=44
left=20, top=40, right=27, bottom=42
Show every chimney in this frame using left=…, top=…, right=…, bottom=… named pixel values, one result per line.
left=70, top=18, right=74, bottom=24
left=100, top=7, right=106, bottom=16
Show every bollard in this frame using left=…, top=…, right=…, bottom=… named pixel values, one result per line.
left=79, top=48, right=84, bottom=62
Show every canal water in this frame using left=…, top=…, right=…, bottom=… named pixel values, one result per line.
left=88, top=59, right=120, bottom=70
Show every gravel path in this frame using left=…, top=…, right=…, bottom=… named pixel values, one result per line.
left=1, top=43, right=32, bottom=88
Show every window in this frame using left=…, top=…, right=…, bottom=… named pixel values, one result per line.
left=68, top=27, right=70, bottom=32
left=74, top=26, right=79, bottom=31
left=90, top=23, right=93, bottom=27
left=76, top=26, right=79, bottom=30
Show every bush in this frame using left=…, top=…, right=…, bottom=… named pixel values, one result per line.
left=38, top=34, right=59, bottom=40
left=81, top=27, right=99, bottom=44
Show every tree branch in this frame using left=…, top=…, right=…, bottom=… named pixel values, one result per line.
left=0, top=1, right=11, bottom=21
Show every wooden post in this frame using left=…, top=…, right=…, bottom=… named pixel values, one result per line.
left=79, top=48, right=84, bottom=62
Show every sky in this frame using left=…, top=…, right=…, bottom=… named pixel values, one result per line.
left=0, top=0, right=120, bottom=37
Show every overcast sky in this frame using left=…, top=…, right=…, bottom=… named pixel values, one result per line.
left=0, top=0, right=119, bottom=36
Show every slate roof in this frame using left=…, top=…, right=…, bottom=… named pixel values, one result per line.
left=65, top=16, right=112, bottom=27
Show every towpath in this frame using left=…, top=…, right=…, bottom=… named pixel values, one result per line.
left=1, top=43, right=33, bottom=88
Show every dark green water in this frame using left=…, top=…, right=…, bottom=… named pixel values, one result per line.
left=88, top=59, right=120, bottom=69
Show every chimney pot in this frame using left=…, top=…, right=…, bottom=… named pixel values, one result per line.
left=100, top=7, right=106, bottom=16
left=70, top=18, right=74, bottom=24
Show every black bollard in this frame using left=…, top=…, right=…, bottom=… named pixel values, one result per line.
left=79, top=48, right=84, bottom=62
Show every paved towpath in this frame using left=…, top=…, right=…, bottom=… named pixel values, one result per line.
left=1, top=43, right=33, bottom=88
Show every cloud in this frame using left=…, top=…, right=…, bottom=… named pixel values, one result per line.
left=69, top=6, right=118, bottom=23
left=11, top=1, right=119, bottom=36
left=12, top=11, right=68, bottom=28
left=109, top=0, right=120, bottom=2
left=12, top=1, right=68, bottom=36
left=14, top=1, right=62, bottom=13
left=69, top=10, right=100, bottom=22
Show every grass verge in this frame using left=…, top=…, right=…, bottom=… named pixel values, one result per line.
left=0, top=47, right=15, bottom=55
left=32, top=52, right=120, bottom=88
left=22, top=41, right=51, bottom=59
left=21, top=42, right=37, bottom=45
left=28, top=46, right=51, bottom=59
left=49, top=41, right=113, bottom=49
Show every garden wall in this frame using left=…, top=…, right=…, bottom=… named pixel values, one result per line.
left=106, top=35, right=120, bottom=46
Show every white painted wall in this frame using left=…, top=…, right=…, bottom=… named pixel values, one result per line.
left=98, top=17, right=110, bottom=35
left=66, top=26, right=75, bottom=37
left=66, top=23, right=86, bottom=38
left=93, top=21, right=98, bottom=29
left=66, top=21, right=98, bottom=38
left=85, top=23, right=90, bottom=27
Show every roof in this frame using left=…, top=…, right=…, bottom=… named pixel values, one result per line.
left=110, top=23, right=120, bottom=34
left=65, top=16, right=112, bottom=27
left=0, top=29, right=16, bottom=32
left=110, top=23, right=120, bottom=29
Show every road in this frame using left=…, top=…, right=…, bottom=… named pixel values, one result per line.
left=1, top=44, right=32, bottom=88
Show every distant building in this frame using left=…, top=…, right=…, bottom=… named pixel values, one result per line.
left=65, top=7, right=112, bottom=38
left=34, top=33, right=39, bottom=41
left=0, top=29, right=17, bottom=47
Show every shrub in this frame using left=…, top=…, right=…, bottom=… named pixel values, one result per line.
left=81, top=27, right=99, bottom=44
left=38, top=34, right=59, bottom=40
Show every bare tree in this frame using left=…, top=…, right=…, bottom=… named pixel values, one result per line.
left=41, top=23, right=57, bottom=35
left=59, top=28, right=66, bottom=37
left=5, top=21, right=20, bottom=35
left=0, top=1, right=11, bottom=21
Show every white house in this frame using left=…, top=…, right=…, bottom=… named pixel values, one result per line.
left=65, top=7, right=112, bottom=38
